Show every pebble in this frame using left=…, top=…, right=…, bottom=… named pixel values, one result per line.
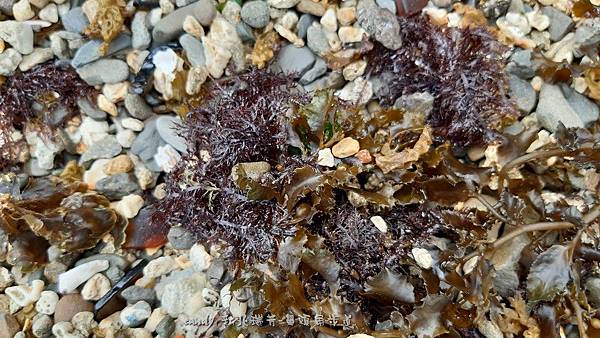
left=0, top=48, right=21, bottom=75
left=167, top=227, right=197, bottom=250
left=72, top=312, right=97, bottom=336
left=112, top=194, right=145, bottom=219
left=131, top=11, right=151, bottom=50
left=61, top=7, right=89, bottom=34
left=36, top=290, right=59, bottom=315
left=506, top=48, right=535, bottom=79
left=117, top=130, right=136, bottom=149
left=155, top=316, right=175, bottom=337
left=296, top=13, right=315, bottom=39
left=121, top=286, right=157, bottom=305
left=240, top=0, right=270, bottom=28
left=0, top=314, right=19, bottom=338
left=526, top=10, right=549, bottom=31
left=97, top=312, right=123, bottom=338
left=52, top=321, right=84, bottom=338
left=183, top=15, right=205, bottom=38
left=343, top=60, right=367, bottom=81
left=336, top=76, right=373, bottom=105
left=43, top=262, right=67, bottom=284
left=144, top=308, right=167, bottom=332
left=122, top=118, right=145, bottom=131
left=80, top=134, right=122, bottom=163
left=160, top=271, right=208, bottom=317
left=57, top=260, right=109, bottom=294
left=203, top=16, right=242, bottom=78
left=0, top=266, right=13, bottom=290
left=185, top=65, right=208, bottom=95
left=267, top=0, right=299, bottom=8
left=586, top=277, right=600, bottom=307
left=337, top=7, right=356, bottom=25
left=53, top=294, right=94, bottom=323
left=13, top=0, right=34, bottom=21
left=38, top=3, right=58, bottom=22
left=274, top=23, right=304, bottom=47
left=222, top=0, right=241, bottom=24
left=376, top=0, right=395, bottom=13
left=5, top=279, right=44, bottom=307
left=95, top=173, right=142, bottom=200
left=156, top=115, right=188, bottom=153
left=144, top=256, right=177, bottom=279
left=0, top=21, right=33, bottom=54
left=76, top=59, right=130, bottom=85
left=78, top=98, right=106, bottom=120
left=338, top=26, right=364, bottom=43
left=356, top=0, right=401, bottom=50
left=320, top=7, right=337, bottom=32
left=71, top=33, right=132, bottom=68
left=229, top=298, right=247, bottom=317
left=332, top=137, right=360, bottom=158
left=535, top=83, right=583, bottom=131
left=131, top=116, right=163, bottom=163
left=179, top=33, right=205, bottom=67
left=541, top=6, right=573, bottom=42
left=275, top=44, right=316, bottom=77
left=304, top=70, right=345, bottom=92
left=81, top=273, right=111, bottom=301
left=317, top=148, right=335, bottom=167
left=189, top=243, right=212, bottom=272
left=508, top=75, right=537, bottom=113
left=561, top=84, right=599, bottom=125
left=306, top=22, right=331, bottom=55
left=299, top=57, right=327, bottom=85
left=32, top=314, right=53, bottom=338
left=152, top=0, right=217, bottom=43
left=411, top=248, right=433, bottom=269
left=97, top=94, right=120, bottom=116
left=297, top=0, right=325, bottom=16
left=125, top=93, right=154, bottom=120
left=369, top=215, right=387, bottom=233
left=105, top=154, right=134, bottom=175
left=121, top=301, right=152, bottom=327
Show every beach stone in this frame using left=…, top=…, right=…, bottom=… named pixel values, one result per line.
left=160, top=272, right=208, bottom=317
left=297, top=0, right=325, bottom=16
left=113, top=194, right=145, bottom=219
left=508, top=75, right=537, bottom=113
left=179, top=33, right=205, bottom=66
left=144, top=256, right=177, bottom=279
left=131, top=116, right=163, bottom=163
left=0, top=48, right=21, bottom=75
left=32, top=314, right=53, bottom=338
left=303, top=70, right=345, bottom=91
left=121, top=286, right=157, bottom=305
left=71, top=33, right=132, bottom=68
left=78, top=97, right=106, bottom=120
left=38, top=3, right=58, bottom=22
left=121, top=118, right=144, bottom=131
left=560, top=84, right=600, bottom=125
left=297, top=13, right=315, bottom=39
left=18, top=47, right=52, bottom=71
left=0, top=267, right=13, bottom=290
left=240, top=0, right=269, bottom=28
left=118, top=129, right=136, bottom=148
left=155, top=316, right=175, bottom=337
left=376, top=0, right=396, bottom=13
left=132, top=11, right=151, bottom=50
left=332, top=137, right=360, bottom=158
left=58, top=260, right=109, bottom=294
left=299, top=57, right=326, bottom=85
left=202, top=16, right=242, bottom=78
left=167, top=227, right=197, bottom=250
left=81, top=273, right=111, bottom=301
left=535, top=83, right=583, bottom=131
left=125, top=93, right=154, bottom=120
left=61, top=7, right=89, bottom=34
left=190, top=243, right=212, bottom=272
left=267, top=0, right=298, bottom=8
left=274, top=44, right=315, bottom=77
left=0, top=314, right=20, bottom=338
left=183, top=15, right=205, bottom=38
left=95, top=173, right=142, bottom=200
left=36, top=291, right=59, bottom=315
left=156, top=116, right=188, bottom=153
left=105, top=154, right=134, bottom=174
left=121, top=301, right=152, bottom=327
left=80, top=134, right=122, bottom=163
left=71, top=312, right=97, bottom=337
left=152, top=0, right=217, bottom=43
left=13, top=0, right=34, bottom=21
left=54, top=294, right=94, bottom=323
left=541, top=6, right=573, bottom=41
left=356, top=0, right=401, bottom=49
left=5, top=279, right=44, bottom=307
left=76, top=59, right=130, bottom=85
left=0, top=21, right=33, bottom=54
left=586, top=277, right=600, bottom=307
left=306, top=22, right=330, bottom=55
left=506, top=48, right=535, bottom=79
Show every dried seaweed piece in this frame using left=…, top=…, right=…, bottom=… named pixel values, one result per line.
left=527, top=245, right=571, bottom=302
left=366, top=15, right=518, bottom=147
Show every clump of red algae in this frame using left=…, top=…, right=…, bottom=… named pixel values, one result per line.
left=366, top=15, right=519, bottom=147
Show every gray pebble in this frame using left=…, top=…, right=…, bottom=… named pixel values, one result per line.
left=560, top=83, right=599, bottom=125
left=508, top=75, right=537, bottom=113
left=0, top=21, right=34, bottom=54
left=167, top=227, right=197, bottom=250
left=61, top=7, right=89, bottom=34
left=535, top=83, right=583, bottom=131
left=71, top=33, right=132, bottom=68
left=78, top=98, right=107, bottom=120
left=541, top=6, right=573, bottom=42
left=75, top=254, right=129, bottom=270
left=132, top=11, right=151, bottom=50
left=50, top=34, right=69, bottom=59
left=179, top=33, right=205, bottom=67
left=299, top=57, right=327, bottom=85
left=306, top=23, right=330, bottom=56
left=24, top=159, right=51, bottom=177
left=0, top=0, right=15, bottom=16
left=586, top=277, right=600, bottom=307
left=356, top=0, right=401, bottom=50
left=273, top=44, right=316, bottom=78
left=575, top=18, right=600, bottom=49
left=375, top=0, right=396, bottom=14
left=79, top=134, right=122, bottom=163
left=506, top=48, right=535, bottom=79
left=32, top=314, right=53, bottom=338
left=95, top=173, right=142, bottom=200
left=155, top=316, right=175, bottom=338
left=131, top=116, right=164, bottom=162
left=121, top=286, right=157, bottom=305
left=152, top=0, right=217, bottom=43
left=303, top=71, right=345, bottom=92
left=236, top=22, right=255, bottom=42
left=105, top=266, right=124, bottom=284
left=393, top=91, right=434, bottom=116
left=125, top=93, right=154, bottom=120
left=240, top=1, right=270, bottom=28
left=0, top=48, right=22, bottom=76
left=296, top=13, right=315, bottom=39
left=76, top=59, right=130, bottom=85
left=156, top=116, right=188, bottom=153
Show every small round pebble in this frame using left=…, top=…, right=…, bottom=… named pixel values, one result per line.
left=81, top=273, right=111, bottom=301
left=36, top=290, right=59, bottom=315
left=32, top=314, right=53, bottom=338
left=241, top=1, right=270, bottom=28
left=54, top=294, right=94, bottom=323
left=189, top=243, right=212, bottom=272
left=120, top=301, right=152, bottom=327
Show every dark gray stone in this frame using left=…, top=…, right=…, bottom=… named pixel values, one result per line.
left=125, top=93, right=154, bottom=120
left=240, top=1, right=270, bottom=28
left=296, top=13, right=315, bottom=39
left=76, top=59, right=130, bottom=85
left=121, top=286, right=157, bottom=305
left=156, top=116, right=188, bottom=154
left=303, top=71, right=345, bottom=92
left=131, top=116, right=163, bottom=162
left=273, top=44, right=315, bottom=78
left=575, top=18, right=600, bottom=49
left=179, top=33, right=205, bottom=67
left=542, top=6, right=574, bottom=42
left=95, top=173, right=141, bottom=200
left=236, top=22, right=255, bottom=42
left=61, top=7, right=89, bottom=34
left=152, top=0, right=217, bottom=43
left=71, top=33, right=132, bottom=68
left=508, top=75, right=537, bottom=113
left=299, top=57, right=327, bottom=85
left=79, top=135, right=122, bottom=163
left=167, top=227, right=197, bottom=250
left=560, top=84, right=600, bottom=125
left=306, top=23, right=330, bottom=56
left=78, top=98, right=107, bottom=120
left=506, top=48, right=536, bottom=79
left=393, top=91, right=435, bottom=116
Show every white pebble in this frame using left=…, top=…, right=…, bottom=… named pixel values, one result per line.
left=13, top=0, right=35, bottom=21
left=201, top=288, right=219, bottom=305
left=5, top=279, right=44, bottom=307
left=143, top=256, right=177, bottom=278
left=317, top=148, right=335, bottom=167
left=411, top=248, right=433, bottom=269
left=154, top=144, right=181, bottom=173
left=57, top=260, right=109, bottom=294
left=38, top=3, right=59, bottom=23
left=320, top=7, right=337, bottom=32
left=120, top=301, right=151, bottom=327
left=369, top=216, right=388, bottom=233
left=81, top=273, right=111, bottom=301
left=121, top=118, right=144, bottom=132
left=189, top=243, right=212, bottom=272
left=0, top=266, right=14, bottom=290
left=72, top=312, right=97, bottom=336
left=112, top=194, right=145, bottom=219
left=116, top=129, right=136, bottom=148
left=35, top=290, right=59, bottom=315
